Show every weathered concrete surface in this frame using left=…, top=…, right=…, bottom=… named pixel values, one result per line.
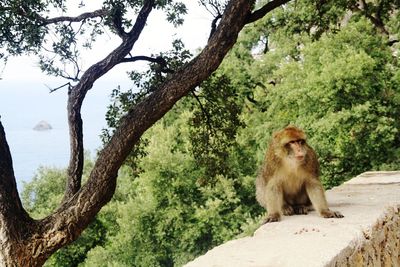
left=184, top=171, right=400, bottom=267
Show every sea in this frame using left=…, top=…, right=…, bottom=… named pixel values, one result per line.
left=0, top=80, right=127, bottom=190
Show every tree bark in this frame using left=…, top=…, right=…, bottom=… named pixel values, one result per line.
left=64, top=0, right=155, bottom=201
left=0, top=121, right=36, bottom=266
left=0, top=0, right=289, bottom=265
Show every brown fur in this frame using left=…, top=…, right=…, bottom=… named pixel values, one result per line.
left=256, top=126, right=343, bottom=223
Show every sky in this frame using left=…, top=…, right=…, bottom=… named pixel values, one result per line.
left=1, top=1, right=214, bottom=84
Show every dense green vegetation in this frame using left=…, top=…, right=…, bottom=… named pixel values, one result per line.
left=21, top=1, right=400, bottom=266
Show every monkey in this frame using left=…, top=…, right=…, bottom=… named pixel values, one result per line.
left=256, top=126, right=343, bottom=223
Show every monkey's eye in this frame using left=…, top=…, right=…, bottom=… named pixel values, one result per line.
left=288, top=140, right=305, bottom=145
left=284, top=143, right=292, bottom=150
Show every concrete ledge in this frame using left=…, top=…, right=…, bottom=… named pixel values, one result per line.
left=184, top=171, right=400, bottom=267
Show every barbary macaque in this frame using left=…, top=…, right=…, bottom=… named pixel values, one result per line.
left=256, top=126, right=343, bottom=223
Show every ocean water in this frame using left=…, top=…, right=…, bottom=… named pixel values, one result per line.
left=0, top=81, right=118, bottom=189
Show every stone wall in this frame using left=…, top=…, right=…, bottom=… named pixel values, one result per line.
left=184, top=171, right=400, bottom=267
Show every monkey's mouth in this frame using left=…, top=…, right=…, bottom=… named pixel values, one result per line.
left=295, top=156, right=305, bottom=161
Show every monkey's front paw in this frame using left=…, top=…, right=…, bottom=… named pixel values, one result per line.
left=321, top=210, right=344, bottom=218
left=263, top=213, right=281, bottom=223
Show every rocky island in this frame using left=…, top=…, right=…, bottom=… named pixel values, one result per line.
left=33, top=120, right=52, bottom=131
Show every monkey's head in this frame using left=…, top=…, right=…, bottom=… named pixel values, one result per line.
left=273, top=126, right=307, bottom=162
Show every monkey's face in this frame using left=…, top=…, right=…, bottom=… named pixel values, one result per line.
left=285, top=139, right=306, bottom=162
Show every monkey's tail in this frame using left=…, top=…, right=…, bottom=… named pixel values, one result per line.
left=255, top=169, right=268, bottom=209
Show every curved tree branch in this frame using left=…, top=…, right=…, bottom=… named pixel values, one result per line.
left=120, top=55, right=163, bottom=63
left=63, top=0, right=155, bottom=202
left=120, top=55, right=173, bottom=73
left=39, top=9, right=109, bottom=25
left=246, top=0, right=291, bottom=24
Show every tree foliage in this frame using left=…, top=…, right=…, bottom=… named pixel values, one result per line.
left=189, top=73, right=244, bottom=180
left=227, top=2, right=400, bottom=187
